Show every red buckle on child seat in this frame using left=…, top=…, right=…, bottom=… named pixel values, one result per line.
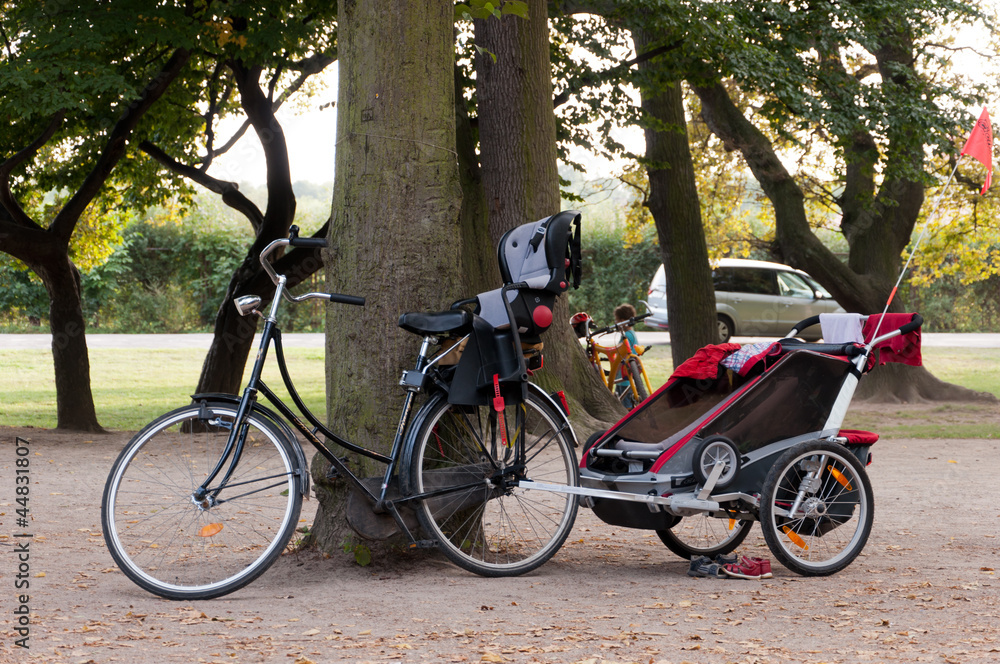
left=493, top=374, right=509, bottom=446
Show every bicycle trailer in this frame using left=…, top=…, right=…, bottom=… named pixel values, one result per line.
left=521, top=312, right=923, bottom=576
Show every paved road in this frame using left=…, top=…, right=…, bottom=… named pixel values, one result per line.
left=1, top=331, right=998, bottom=349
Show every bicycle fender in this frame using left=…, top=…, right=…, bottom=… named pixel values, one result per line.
left=190, top=393, right=311, bottom=498
left=527, top=383, right=579, bottom=447
left=396, top=392, right=449, bottom=499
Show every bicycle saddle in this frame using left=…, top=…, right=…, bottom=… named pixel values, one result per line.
left=398, top=310, right=473, bottom=336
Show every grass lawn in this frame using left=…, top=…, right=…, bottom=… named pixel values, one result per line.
left=2, top=342, right=998, bottom=436
left=0, top=347, right=326, bottom=431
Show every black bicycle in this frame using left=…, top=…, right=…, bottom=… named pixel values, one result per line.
left=101, top=212, right=583, bottom=600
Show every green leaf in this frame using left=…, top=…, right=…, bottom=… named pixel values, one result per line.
left=475, top=44, right=497, bottom=64
left=501, top=1, right=528, bottom=19
left=353, top=543, right=372, bottom=567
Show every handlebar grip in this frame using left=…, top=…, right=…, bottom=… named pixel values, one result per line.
left=328, top=293, right=365, bottom=306
left=504, top=281, right=530, bottom=291
left=288, top=224, right=328, bottom=248
left=790, top=315, right=821, bottom=333
left=636, top=312, right=653, bottom=321
left=290, top=236, right=328, bottom=248
left=898, top=313, right=923, bottom=336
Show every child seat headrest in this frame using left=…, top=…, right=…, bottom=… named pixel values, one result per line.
left=497, top=210, right=581, bottom=293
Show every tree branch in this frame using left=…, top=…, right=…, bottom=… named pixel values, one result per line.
left=0, top=21, right=13, bottom=59
left=230, top=60, right=295, bottom=240
left=924, top=41, right=994, bottom=59
left=139, top=140, right=265, bottom=232
left=51, top=48, right=191, bottom=244
left=693, top=80, right=881, bottom=311
left=199, top=54, right=333, bottom=168
left=0, top=111, right=65, bottom=229
left=553, top=40, right=682, bottom=109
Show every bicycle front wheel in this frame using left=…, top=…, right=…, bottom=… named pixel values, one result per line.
left=101, top=403, right=303, bottom=600
left=406, top=392, right=579, bottom=577
left=626, top=358, right=649, bottom=405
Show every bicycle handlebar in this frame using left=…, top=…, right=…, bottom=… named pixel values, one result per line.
left=258, top=230, right=365, bottom=307
left=589, top=312, right=651, bottom=338
left=288, top=225, right=328, bottom=249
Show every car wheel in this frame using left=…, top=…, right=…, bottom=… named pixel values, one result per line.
left=717, top=314, right=733, bottom=343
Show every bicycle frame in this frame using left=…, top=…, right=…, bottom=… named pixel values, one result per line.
left=191, top=238, right=543, bottom=547
left=583, top=318, right=652, bottom=405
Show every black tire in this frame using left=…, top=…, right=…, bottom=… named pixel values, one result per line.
left=405, top=391, right=579, bottom=577
left=101, top=403, right=303, bottom=600
left=656, top=515, right=753, bottom=559
left=692, top=436, right=741, bottom=490
left=759, top=440, right=873, bottom=576
left=626, top=358, right=649, bottom=405
left=717, top=314, right=734, bottom=343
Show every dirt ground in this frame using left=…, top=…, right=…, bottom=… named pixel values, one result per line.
left=1, top=406, right=998, bottom=664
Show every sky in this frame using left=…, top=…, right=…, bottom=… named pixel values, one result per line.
left=208, top=67, right=340, bottom=186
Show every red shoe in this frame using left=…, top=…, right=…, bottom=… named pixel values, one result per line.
left=722, top=556, right=773, bottom=579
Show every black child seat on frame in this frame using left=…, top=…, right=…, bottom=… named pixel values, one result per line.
left=447, top=211, right=582, bottom=407
left=475, top=210, right=582, bottom=338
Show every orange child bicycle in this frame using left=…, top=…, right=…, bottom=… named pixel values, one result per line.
left=571, top=310, right=654, bottom=409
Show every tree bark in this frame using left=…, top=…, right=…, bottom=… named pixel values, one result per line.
left=633, top=30, right=716, bottom=366
left=40, top=255, right=103, bottom=431
left=476, top=1, right=622, bottom=430
left=312, top=0, right=464, bottom=555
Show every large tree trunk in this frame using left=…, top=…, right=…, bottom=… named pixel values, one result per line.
left=633, top=30, right=716, bottom=366
left=311, top=0, right=464, bottom=555
left=476, top=0, right=622, bottom=430
left=194, top=62, right=299, bottom=395
left=37, top=254, right=102, bottom=431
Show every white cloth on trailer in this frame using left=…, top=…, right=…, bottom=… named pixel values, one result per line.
left=820, top=313, right=864, bottom=344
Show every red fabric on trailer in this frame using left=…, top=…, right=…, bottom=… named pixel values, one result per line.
left=838, top=429, right=879, bottom=445
left=862, top=313, right=921, bottom=366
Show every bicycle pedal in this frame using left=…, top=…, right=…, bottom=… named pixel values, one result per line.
left=408, top=539, right=438, bottom=549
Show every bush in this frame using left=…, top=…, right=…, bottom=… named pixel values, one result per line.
left=902, top=273, right=1000, bottom=332
left=567, top=222, right=661, bottom=327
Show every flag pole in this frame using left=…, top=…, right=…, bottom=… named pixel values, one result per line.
left=866, top=158, right=963, bottom=346
left=867, top=106, right=992, bottom=345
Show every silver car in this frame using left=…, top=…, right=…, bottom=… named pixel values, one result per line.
left=644, top=258, right=845, bottom=342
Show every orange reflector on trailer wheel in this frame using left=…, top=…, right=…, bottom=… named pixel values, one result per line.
left=828, top=465, right=853, bottom=490
left=783, top=526, right=809, bottom=550
left=199, top=523, right=224, bottom=538
left=728, top=519, right=736, bottom=530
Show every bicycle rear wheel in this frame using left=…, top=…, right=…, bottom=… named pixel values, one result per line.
left=406, top=391, right=578, bottom=576
left=101, top=403, right=303, bottom=600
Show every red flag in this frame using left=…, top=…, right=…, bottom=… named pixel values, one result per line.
left=961, top=106, right=993, bottom=195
